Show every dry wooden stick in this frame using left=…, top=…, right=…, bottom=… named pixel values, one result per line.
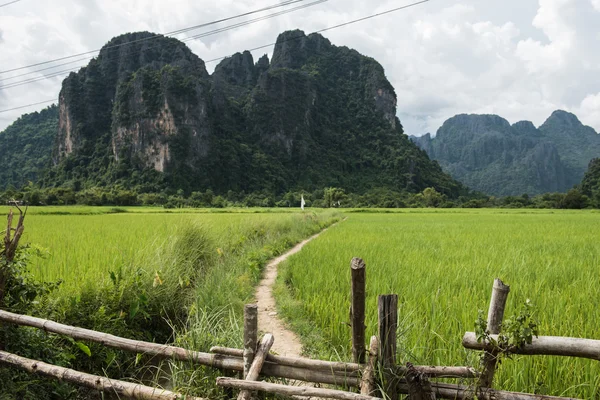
left=360, top=336, right=379, bottom=396
left=397, top=381, right=579, bottom=400
left=210, top=346, right=361, bottom=374
left=218, top=377, right=383, bottom=400
left=0, top=310, right=359, bottom=386
left=463, top=332, right=600, bottom=360
left=0, top=350, right=204, bottom=400
left=479, top=278, right=510, bottom=388
left=238, top=333, right=274, bottom=400
left=210, top=346, right=478, bottom=379
left=243, top=304, right=258, bottom=378
left=351, top=257, right=367, bottom=364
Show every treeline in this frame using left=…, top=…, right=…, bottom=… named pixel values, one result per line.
left=1, top=184, right=597, bottom=209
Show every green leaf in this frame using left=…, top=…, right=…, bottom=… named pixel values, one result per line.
left=129, top=299, right=139, bottom=319
left=75, top=341, right=91, bottom=357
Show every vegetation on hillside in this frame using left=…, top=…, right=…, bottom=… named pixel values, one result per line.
left=580, top=158, right=600, bottom=207
left=1, top=31, right=466, bottom=200
left=0, top=105, right=58, bottom=190
left=411, top=111, right=600, bottom=196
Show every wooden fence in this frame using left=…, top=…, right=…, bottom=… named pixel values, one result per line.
left=0, top=258, right=598, bottom=399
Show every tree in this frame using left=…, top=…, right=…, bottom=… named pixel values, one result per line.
left=422, top=187, right=444, bottom=208
left=323, top=187, right=346, bottom=208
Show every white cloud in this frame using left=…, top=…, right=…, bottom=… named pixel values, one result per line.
left=577, top=92, right=600, bottom=129
left=0, top=0, right=599, bottom=135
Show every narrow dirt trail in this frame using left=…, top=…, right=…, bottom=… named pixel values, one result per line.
left=255, top=228, right=328, bottom=357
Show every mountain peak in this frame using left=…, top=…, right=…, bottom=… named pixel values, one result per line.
left=271, top=30, right=331, bottom=69
left=544, top=110, right=583, bottom=128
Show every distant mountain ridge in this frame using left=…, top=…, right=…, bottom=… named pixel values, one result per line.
left=410, top=111, right=600, bottom=196
left=0, top=30, right=465, bottom=198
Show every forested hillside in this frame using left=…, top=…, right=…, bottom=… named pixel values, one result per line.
left=1, top=30, right=465, bottom=201
left=580, top=158, right=600, bottom=207
left=0, top=105, right=58, bottom=190
left=411, top=111, right=600, bottom=196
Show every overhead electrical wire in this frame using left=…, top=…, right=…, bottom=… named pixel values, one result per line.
left=0, top=99, right=54, bottom=113
left=0, top=0, right=20, bottom=9
left=0, top=0, right=432, bottom=114
left=0, top=0, right=326, bottom=88
left=205, top=0, right=432, bottom=64
left=0, top=0, right=309, bottom=76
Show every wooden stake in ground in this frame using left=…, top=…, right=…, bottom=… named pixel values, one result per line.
left=1, top=205, right=27, bottom=308
left=351, top=257, right=367, bottom=364
left=405, top=362, right=436, bottom=400
left=378, top=294, right=398, bottom=400
left=0, top=350, right=204, bottom=400
left=243, top=304, right=258, bottom=378
left=238, top=333, right=274, bottom=400
left=360, top=336, right=379, bottom=396
left=479, top=279, right=510, bottom=388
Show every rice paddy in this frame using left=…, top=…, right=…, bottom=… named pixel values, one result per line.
left=275, top=209, right=600, bottom=398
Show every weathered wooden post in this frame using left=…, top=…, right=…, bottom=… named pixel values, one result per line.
left=479, top=279, right=510, bottom=388
left=243, top=304, right=258, bottom=379
left=238, top=333, right=275, bottom=400
left=378, top=294, right=398, bottom=400
left=360, top=336, right=379, bottom=396
left=351, top=257, right=367, bottom=364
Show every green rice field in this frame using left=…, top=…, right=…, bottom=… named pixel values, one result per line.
left=275, top=209, right=600, bottom=398
left=3, top=206, right=599, bottom=397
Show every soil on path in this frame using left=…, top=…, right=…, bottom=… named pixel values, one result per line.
left=255, top=229, right=326, bottom=357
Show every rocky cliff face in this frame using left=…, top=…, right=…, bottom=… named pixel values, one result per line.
left=411, top=111, right=600, bottom=196
left=45, top=30, right=463, bottom=196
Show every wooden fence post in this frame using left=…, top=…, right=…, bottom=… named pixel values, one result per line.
left=243, top=304, right=258, bottom=379
left=238, top=334, right=274, bottom=400
left=479, top=279, right=510, bottom=388
left=378, top=294, right=398, bottom=400
left=360, top=336, right=379, bottom=396
left=351, top=257, right=367, bottom=364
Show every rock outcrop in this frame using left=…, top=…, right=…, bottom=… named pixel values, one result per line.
left=411, top=112, right=600, bottom=196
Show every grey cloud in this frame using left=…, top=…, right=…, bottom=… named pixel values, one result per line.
left=0, top=0, right=599, bottom=136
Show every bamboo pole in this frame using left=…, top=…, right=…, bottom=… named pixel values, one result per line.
left=243, top=304, right=258, bottom=378
left=210, top=346, right=477, bottom=378
left=0, top=309, right=359, bottom=386
left=479, top=279, right=510, bottom=388
left=397, top=381, right=579, bottom=400
left=395, top=365, right=479, bottom=379
left=218, top=377, right=383, bottom=400
left=0, top=350, right=204, bottom=400
left=351, top=257, right=367, bottom=364
left=360, top=336, right=379, bottom=396
left=463, top=332, right=600, bottom=360
left=238, top=334, right=274, bottom=400
left=211, top=346, right=361, bottom=373
left=378, top=294, right=398, bottom=400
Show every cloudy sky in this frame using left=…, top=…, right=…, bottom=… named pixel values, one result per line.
left=0, top=0, right=599, bottom=136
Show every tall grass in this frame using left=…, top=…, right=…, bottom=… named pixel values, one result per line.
left=6, top=206, right=341, bottom=398
left=275, top=210, right=600, bottom=398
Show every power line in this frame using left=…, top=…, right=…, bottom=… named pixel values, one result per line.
left=207, top=0, right=431, bottom=63
left=0, top=0, right=20, bottom=8
left=0, top=0, right=308, bottom=75
left=0, top=99, right=54, bottom=114
left=0, top=0, right=328, bottom=90
left=0, top=0, right=432, bottom=113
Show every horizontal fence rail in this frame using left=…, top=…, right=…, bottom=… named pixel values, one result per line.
left=0, top=272, right=593, bottom=400
left=0, top=351, right=205, bottom=400
left=463, top=332, right=600, bottom=360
